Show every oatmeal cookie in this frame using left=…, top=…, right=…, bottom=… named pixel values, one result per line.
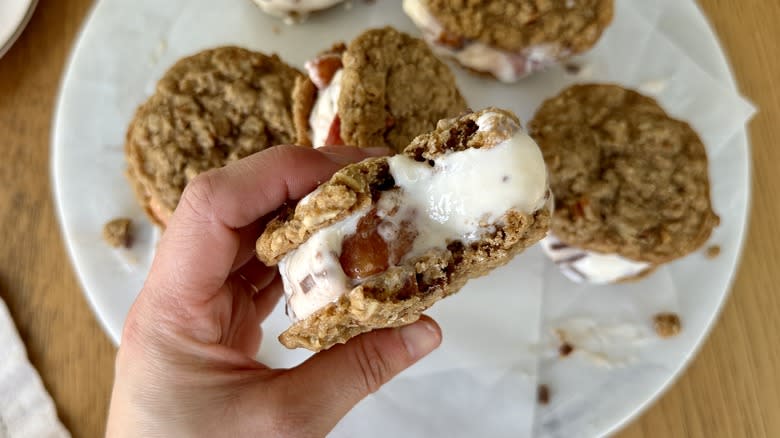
left=125, top=47, right=302, bottom=225
left=530, top=84, right=719, bottom=283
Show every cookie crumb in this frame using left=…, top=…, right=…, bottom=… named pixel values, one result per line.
left=562, top=61, right=594, bottom=78
left=537, top=384, right=550, bottom=405
left=103, top=218, right=133, bottom=248
left=653, top=313, right=682, bottom=338
left=272, top=25, right=281, bottom=35
left=559, top=342, right=574, bottom=357
left=564, top=63, right=581, bottom=74
left=706, top=245, right=721, bottom=259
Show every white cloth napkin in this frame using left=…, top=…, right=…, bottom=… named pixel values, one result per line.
left=0, top=299, right=70, bottom=438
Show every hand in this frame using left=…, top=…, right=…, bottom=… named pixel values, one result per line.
left=106, top=145, right=442, bottom=438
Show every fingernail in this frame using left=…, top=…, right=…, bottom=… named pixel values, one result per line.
left=321, top=151, right=354, bottom=165
left=361, top=146, right=392, bottom=157
left=399, top=320, right=441, bottom=360
left=322, top=147, right=391, bottom=165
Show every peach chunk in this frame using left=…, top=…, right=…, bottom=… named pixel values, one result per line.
left=340, top=211, right=389, bottom=279
left=324, top=116, right=344, bottom=146
left=308, top=54, right=343, bottom=89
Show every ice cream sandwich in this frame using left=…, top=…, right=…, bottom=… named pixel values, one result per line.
left=529, top=84, right=719, bottom=284
left=292, top=27, right=468, bottom=153
left=257, top=108, right=552, bottom=351
left=403, top=0, right=614, bottom=82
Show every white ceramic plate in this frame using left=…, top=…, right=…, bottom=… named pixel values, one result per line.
left=52, top=0, right=752, bottom=436
left=0, top=0, right=37, bottom=58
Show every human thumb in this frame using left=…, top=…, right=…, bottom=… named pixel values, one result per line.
left=280, top=317, right=441, bottom=435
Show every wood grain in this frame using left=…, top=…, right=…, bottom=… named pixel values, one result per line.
left=0, top=1, right=777, bottom=437
left=0, top=2, right=114, bottom=438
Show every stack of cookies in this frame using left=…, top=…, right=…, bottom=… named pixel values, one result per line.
left=123, top=1, right=717, bottom=351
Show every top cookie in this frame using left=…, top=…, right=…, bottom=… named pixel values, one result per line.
left=126, top=47, right=302, bottom=225
left=529, top=84, right=719, bottom=264
left=294, top=27, right=468, bottom=153
left=421, top=0, right=613, bottom=53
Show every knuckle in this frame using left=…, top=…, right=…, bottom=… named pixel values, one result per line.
left=181, top=171, right=218, bottom=216
left=262, top=144, right=297, bottom=163
left=265, top=377, right=321, bottom=438
left=266, top=410, right=314, bottom=438
left=352, top=336, right=393, bottom=394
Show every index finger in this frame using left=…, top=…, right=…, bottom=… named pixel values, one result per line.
left=146, top=145, right=388, bottom=302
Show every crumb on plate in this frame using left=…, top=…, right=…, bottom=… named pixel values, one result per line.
left=537, top=384, right=550, bottom=405
left=559, top=342, right=574, bottom=357
left=653, top=312, right=682, bottom=338
left=103, top=217, right=133, bottom=248
left=564, top=63, right=581, bottom=74
left=706, top=245, right=721, bottom=259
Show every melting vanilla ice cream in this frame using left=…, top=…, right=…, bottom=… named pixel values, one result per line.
left=387, top=116, right=549, bottom=256
left=278, top=209, right=363, bottom=321
left=309, top=69, right=343, bottom=147
left=540, top=234, right=652, bottom=284
left=278, top=111, right=550, bottom=321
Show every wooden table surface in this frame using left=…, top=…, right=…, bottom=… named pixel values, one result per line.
left=1, top=1, right=778, bottom=437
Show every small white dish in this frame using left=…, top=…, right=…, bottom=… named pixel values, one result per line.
left=0, top=0, right=38, bottom=58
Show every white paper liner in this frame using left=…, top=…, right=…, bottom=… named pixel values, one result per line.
left=531, top=0, right=755, bottom=435
left=51, top=0, right=754, bottom=436
left=333, top=365, right=537, bottom=438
